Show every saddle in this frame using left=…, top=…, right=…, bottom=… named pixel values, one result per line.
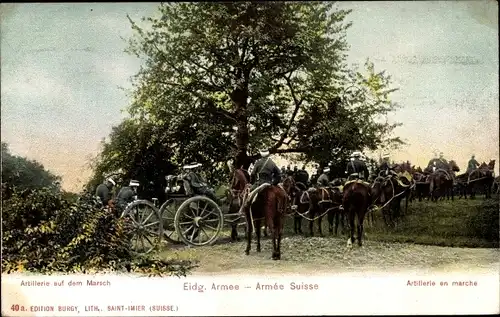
left=242, top=183, right=273, bottom=210
left=344, top=179, right=371, bottom=187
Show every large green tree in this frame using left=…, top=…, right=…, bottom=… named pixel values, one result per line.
left=1, top=142, right=61, bottom=191
left=93, top=2, right=402, bottom=186
left=86, top=119, right=177, bottom=201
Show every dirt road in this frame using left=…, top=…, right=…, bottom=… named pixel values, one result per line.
left=162, top=236, right=499, bottom=276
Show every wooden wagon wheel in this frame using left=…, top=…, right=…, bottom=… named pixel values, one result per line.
left=174, top=196, right=223, bottom=246
left=121, top=200, right=163, bottom=255
left=159, top=199, right=182, bottom=244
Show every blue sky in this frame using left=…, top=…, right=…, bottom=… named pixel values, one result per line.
left=1, top=1, right=498, bottom=191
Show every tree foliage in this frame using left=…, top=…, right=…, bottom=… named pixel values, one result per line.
left=1, top=142, right=61, bottom=191
left=86, top=119, right=177, bottom=202
left=2, top=187, right=195, bottom=276
left=123, top=2, right=403, bottom=177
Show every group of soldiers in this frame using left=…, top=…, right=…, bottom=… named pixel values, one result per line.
left=95, top=162, right=220, bottom=214
left=95, top=148, right=486, bottom=212
left=248, top=149, right=372, bottom=193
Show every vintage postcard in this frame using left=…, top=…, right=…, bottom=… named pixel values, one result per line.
left=1, top=1, right=499, bottom=316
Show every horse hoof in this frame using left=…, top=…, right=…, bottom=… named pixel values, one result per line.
left=257, top=248, right=261, bottom=253
left=245, top=250, right=250, bottom=256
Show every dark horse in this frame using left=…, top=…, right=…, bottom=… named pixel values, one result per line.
left=343, top=180, right=372, bottom=247
left=242, top=178, right=291, bottom=260
left=228, top=167, right=251, bottom=241
left=467, top=160, right=495, bottom=199
left=429, top=160, right=460, bottom=201
left=298, top=187, right=330, bottom=236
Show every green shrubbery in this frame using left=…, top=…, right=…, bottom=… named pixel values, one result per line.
left=2, top=187, right=196, bottom=276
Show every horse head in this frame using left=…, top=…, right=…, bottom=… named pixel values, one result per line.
left=448, top=160, right=460, bottom=172
left=281, top=176, right=300, bottom=199
left=488, top=159, right=496, bottom=170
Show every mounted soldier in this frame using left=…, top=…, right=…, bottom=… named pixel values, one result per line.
left=242, top=149, right=282, bottom=208
left=436, top=152, right=449, bottom=170
left=466, top=154, right=480, bottom=174
left=95, top=177, right=116, bottom=208
left=317, top=167, right=330, bottom=187
left=294, top=165, right=309, bottom=190
left=184, top=162, right=221, bottom=205
left=346, top=151, right=370, bottom=181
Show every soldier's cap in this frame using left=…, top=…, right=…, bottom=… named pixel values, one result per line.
left=106, top=178, right=116, bottom=186
left=352, top=151, right=362, bottom=157
left=323, top=167, right=330, bottom=173
left=129, top=180, right=140, bottom=187
left=382, top=152, right=390, bottom=158
left=183, top=162, right=201, bottom=169
left=259, top=149, right=270, bottom=157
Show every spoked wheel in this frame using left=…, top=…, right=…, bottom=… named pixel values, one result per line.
left=174, top=196, right=223, bottom=246
left=121, top=200, right=163, bottom=255
left=159, top=199, right=182, bottom=244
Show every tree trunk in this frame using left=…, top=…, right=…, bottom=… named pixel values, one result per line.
left=232, top=83, right=251, bottom=170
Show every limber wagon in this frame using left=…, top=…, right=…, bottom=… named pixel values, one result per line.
left=120, top=174, right=244, bottom=255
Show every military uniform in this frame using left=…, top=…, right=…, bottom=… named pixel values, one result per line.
left=250, top=156, right=281, bottom=191
left=316, top=173, right=330, bottom=187
left=116, top=186, right=137, bottom=208
left=95, top=183, right=113, bottom=207
left=346, top=158, right=369, bottom=181
left=467, top=158, right=479, bottom=174
left=185, top=169, right=220, bottom=204
left=294, top=168, right=309, bottom=189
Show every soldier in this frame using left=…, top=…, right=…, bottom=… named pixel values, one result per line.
left=379, top=153, right=391, bottom=176
left=293, top=165, right=299, bottom=177
left=281, top=166, right=286, bottom=176
left=285, top=164, right=294, bottom=177
left=467, top=155, right=480, bottom=174
left=242, top=149, right=281, bottom=208
left=115, top=179, right=140, bottom=211
left=295, top=165, right=309, bottom=189
left=317, top=167, right=330, bottom=187
left=184, top=162, right=220, bottom=204
left=95, top=177, right=116, bottom=207
left=436, top=152, right=449, bottom=169
left=346, top=151, right=369, bottom=181
left=250, top=149, right=282, bottom=191
left=309, top=164, right=320, bottom=185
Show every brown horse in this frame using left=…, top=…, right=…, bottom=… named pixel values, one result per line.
left=468, top=160, right=496, bottom=199
left=326, top=185, right=346, bottom=235
left=413, top=171, right=430, bottom=201
left=298, top=186, right=329, bottom=236
left=242, top=179, right=290, bottom=260
left=370, top=175, right=408, bottom=226
left=429, top=160, right=460, bottom=201
left=343, top=180, right=372, bottom=247
left=228, top=168, right=251, bottom=240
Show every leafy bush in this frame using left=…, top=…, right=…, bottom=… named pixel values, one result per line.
left=2, top=187, right=196, bottom=276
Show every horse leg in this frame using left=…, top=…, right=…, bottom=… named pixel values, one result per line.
left=309, top=210, right=315, bottom=237
left=293, top=215, right=299, bottom=234
left=230, top=222, right=238, bottom=241
left=358, top=211, right=365, bottom=247
left=347, top=208, right=355, bottom=248
left=327, top=208, right=334, bottom=235
left=318, top=212, right=324, bottom=237
left=255, top=219, right=262, bottom=252
left=245, top=212, right=253, bottom=255
left=334, top=212, right=340, bottom=235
